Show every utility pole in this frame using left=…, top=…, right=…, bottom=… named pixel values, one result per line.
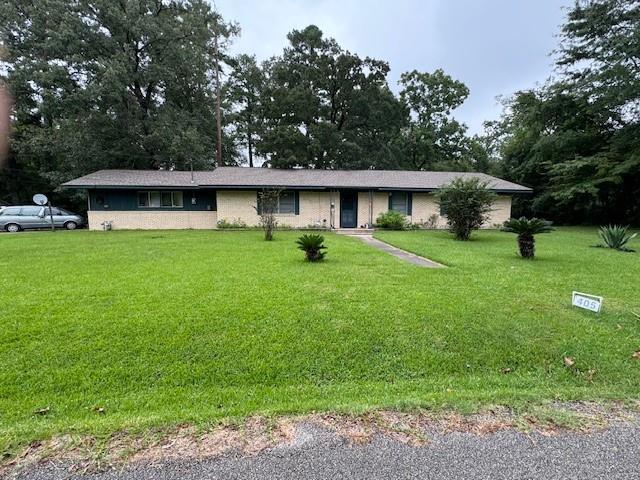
left=214, top=27, right=223, bottom=166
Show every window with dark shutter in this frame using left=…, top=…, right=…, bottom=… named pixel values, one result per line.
left=390, top=192, right=408, bottom=214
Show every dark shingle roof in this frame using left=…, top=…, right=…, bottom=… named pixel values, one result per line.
left=63, top=167, right=531, bottom=192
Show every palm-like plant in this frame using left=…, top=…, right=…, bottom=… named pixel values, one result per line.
left=296, top=234, right=327, bottom=262
left=502, top=217, right=554, bottom=259
left=597, top=225, right=637, bottom=252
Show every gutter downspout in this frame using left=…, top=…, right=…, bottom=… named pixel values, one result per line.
left=368, top=190, right=373, bottom=228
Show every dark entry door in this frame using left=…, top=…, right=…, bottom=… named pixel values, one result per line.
left=340, top=191, right=358, bottom=228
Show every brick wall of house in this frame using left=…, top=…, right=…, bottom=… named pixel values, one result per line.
left=216, top=190, right=334, bottom=228
left=88, top=211, right=218, bottom=230
left=487, top=195, right=512, bottom=227
left=88, top=191, right=512, bottom=230
left=357, top=192, right=390, bottom=227
left=410, top=193, right=512, bottom=228
left=409, top=193, right=442, bottom=226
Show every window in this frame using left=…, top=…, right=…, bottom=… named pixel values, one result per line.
left=1, top=207, right=21, bottom=215
left=278, top=191, right=295, bottom=214
left=389, top=192, right=412, bottom=215
left=257, top=190, right=298, bottom=215
left=21, top=206, right=42, bottom=216
left=138, top=191, right=183, bottom=208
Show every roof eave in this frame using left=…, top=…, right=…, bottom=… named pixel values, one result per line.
left=62, top=184, right=202, bottom=190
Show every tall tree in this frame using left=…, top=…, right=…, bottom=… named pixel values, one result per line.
left=0, top=0, right=237, bottom=207
left=257, top=25, right=406, bottom=169
left=494, top=0, right=640, bottom=224
left=226, top=54, right=265, bottom=167
left=398, top=69, right=480, bottom=171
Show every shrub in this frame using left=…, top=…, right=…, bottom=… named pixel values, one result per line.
left=409, top=214, right=440, bottom=230
left=254, top=188, right=281, bottom=241
left=596, top=225, right=637, bottom=252
left=217, top=218, right=247, bottom=229
left=436, top=178, right=496, bottom=240
left=502, top=217, right=554, bottom=259
left=424, top=213, right=440, bottom=229
left=375, top=210, right=408, bottom=230
left=296, top=234, right=327, bottom=262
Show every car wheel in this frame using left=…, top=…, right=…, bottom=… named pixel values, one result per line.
left=5, top=223, right=21, bottom=233
left=64, top=221, right=78, bottom=230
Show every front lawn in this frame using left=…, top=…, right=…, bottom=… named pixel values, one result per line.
left=1, top=228, right=639, bottom=455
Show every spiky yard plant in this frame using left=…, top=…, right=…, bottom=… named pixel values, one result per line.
left=597, top=225, right=637, bottom=252
left=502, top=217, right=554, bottom=259
left=296, top=234, right=327, bottom=262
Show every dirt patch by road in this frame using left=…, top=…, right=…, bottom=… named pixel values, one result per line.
left=2, top=402, right=637, bottom=478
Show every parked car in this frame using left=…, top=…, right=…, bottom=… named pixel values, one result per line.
left=0, top=206, right=84, bottom=232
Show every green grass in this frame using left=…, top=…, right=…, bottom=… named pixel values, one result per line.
left=1, top=228, right=639, bottom=455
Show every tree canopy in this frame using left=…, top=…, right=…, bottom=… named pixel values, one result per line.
left=0, top=0, right=237, bottom=207
left=493, top=0, right=640, bottom=224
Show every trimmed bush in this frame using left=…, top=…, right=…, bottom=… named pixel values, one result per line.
left=217, top=218, right=248, bottom=229
left=375, top=210, right=408, bottom=230
left=436, top=178, right=496, bottom=240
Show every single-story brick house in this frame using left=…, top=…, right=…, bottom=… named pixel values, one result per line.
left=63, top=167, right=531, bottom=231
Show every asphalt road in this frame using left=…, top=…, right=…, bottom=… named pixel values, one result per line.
left=16, top=420, right=640, bottom=480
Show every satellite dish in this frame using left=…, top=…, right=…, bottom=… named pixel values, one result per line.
left=33, top=194, right=48, bottom=206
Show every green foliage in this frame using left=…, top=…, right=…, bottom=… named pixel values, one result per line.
left=257, top=25, right=406, bottom=169
left=398, top=69, right=483, bottom=171
left=0, top=0, right=238, bottom=209
left=493, top=0, right=640, bottom=224
left=295, top=233, right=327, bottom=261
left=217, top=218, right=248, bottom=229
left=502, top=217, right=554, bottom=236
left=436, top=178, right=496, bottom=240
left=502, top=217, right=554, bottom=259
left=596, top=225, right=637, bottom=252
left=255, top=188, right=281, bottom=241
left=226, top=54, right=265, bottom=167
left=375, top=210, right=409, bottom=230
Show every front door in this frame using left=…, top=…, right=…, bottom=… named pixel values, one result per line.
left=340, top=191, right=358, bottom=228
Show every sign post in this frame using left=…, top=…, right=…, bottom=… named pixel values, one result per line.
left=33, top=193, right=54, bottom=231
left=572, top=291, right=603, bottom=313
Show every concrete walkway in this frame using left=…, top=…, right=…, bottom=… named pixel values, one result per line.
left=346, top=234, right=444, bottom=268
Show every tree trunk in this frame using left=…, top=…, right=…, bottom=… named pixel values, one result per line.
left=248, top=131, right=253, bottom=168
left=517, top=233, right=535, bottom=258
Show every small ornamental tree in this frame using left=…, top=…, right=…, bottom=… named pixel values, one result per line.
left=502, top=217, right=554, bottom=259
left=255, top=188, right=282, bottom=241
left=436, top=178, right=496, bottom=240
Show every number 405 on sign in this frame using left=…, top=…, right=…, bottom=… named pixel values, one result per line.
left=572, top=291, right=603, bottom=313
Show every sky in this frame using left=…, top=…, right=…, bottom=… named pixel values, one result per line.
left=213, top=0, right=573, bottom=135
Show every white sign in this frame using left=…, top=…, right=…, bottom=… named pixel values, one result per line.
left=572, top=291, right=603, bottom=313
left=33, top=193, right=48, bottom=206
